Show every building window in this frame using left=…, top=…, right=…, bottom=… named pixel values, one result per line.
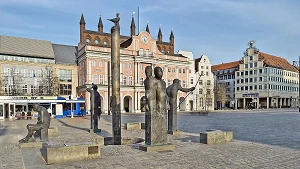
left=201, top=66, right=204, bottom=69
left=199, top=80, right=203, bottom=85
left=249, top=56, right=253, bottom=61
left=59, top=84, right=72, bottom=95
left=206, top=72, right=209, bottom=76
left=140, top=78, right=144, bottom=85
left=245, top=64, right=248, bottom=69
left=250, top=63, right=253, bottom=68
left=103, top=41, right=107, bottom=46
left=129, top=63, right=132, bottom=69
left=182, top=80, right=186, bottom=87
left=237, top=87, right=239, bottom=91
left=190, top=79, right=194, bottom=85
left=199, top=89, right=203, bottom=94
left=128, top=76, right=133, bottom=85
left=206, top=89, right=211, bottom=95
left=168, top=80, right=171, bottom=86
left=172, top=68, right=175, bottom=72
left=95, top=39, right=99, bottom=44
left=30, top=70, right=35, bottom=78
left=22, top=85, right=28, bottom=94
left=86, top=38, right=90, bottom=44
left=140, top=64, right=144, bottom=70
left=30, top=85, right=36, bottom=94
left=92, top=74, right=98, bottom=84
left=237, top=72, right=240, bottom=76
left=59, top=70, right=72, bottom=82
left=168, top=67, right=171, bottom=72
left=99, top=61, right=103, bottom=67
left=123, top=76, right=127, bottom=85
left=259, top=69, right=263, bottom=74
left=92, top=60, right=96, bottom=66
left=207, top=80, right=211, bottom=85
left=179, top=69, right=182, bottom=73
left=183, top=69, right=186, bottom=73
left=254, top=62, right=257, bottom=67
left=99, top=75, right=104, bottom=84
left=123, top=63, right=127, bottom=68
left=206, top=66, right=209, bottom=69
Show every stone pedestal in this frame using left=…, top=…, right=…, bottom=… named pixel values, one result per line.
left=139, top=143, right=175, bottom=152
left=125, top=122, right=142, bottom=130
left=200, top=130, right=233, bottom=144
left=41, top=142, right=101, bottom=165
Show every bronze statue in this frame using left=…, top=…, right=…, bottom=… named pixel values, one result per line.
left=166, top=79, right=195, bottom=134
left=87, top=83, right=101, bottom=133
left=144, top=66, right=168, bottom=146
left=19, top=104, right=51, bottom=143
left=108, top=13, right=121, bottom=144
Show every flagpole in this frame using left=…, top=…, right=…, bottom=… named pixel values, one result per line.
left=138, top=7, right=140, bottom=33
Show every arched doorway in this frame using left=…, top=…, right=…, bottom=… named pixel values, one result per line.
left=179, top=97, right=186, bottom=111
left=140, top=96, right=146, bottom=112
left=123, top=96, right=132, bottom=113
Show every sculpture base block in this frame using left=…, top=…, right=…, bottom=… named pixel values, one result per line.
left=125, top=122, right=142, bottom=130
left=200, top=130, right=233, bottom=144
left=139, top=143, right=175, bottom=152
left=19, top=142, right=43, bottom=148
left=41, top=142, right=101, bottom=165
left=91, top=134, right=104, bottom=147
left=167, top=130, right=181, bottom=136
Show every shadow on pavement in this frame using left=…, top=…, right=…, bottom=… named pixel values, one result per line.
left=57, top=119, right=90, bottom=132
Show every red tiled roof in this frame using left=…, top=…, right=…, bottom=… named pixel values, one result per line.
left=259, top=52, right=298, bottom=72
left=211, top=61, right=240, bottom=72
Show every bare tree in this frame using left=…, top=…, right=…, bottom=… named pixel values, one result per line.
left=3, top=68, right=24, bottom=96
left=38, top=66, right=59, bottom=96
left=196, top=82, right=213, bottom=111
left=214, top=82, right=227, bottom=109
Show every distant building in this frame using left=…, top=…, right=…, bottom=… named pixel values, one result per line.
left=235, top=41, right=299, bottom=109
left=191, top=55, right=214, bottom=111
left=211, top=61, right=240, bottom=109
left=0, top=35, right=79, bottom=119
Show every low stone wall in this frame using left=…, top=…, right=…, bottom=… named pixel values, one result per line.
left=200, top=130, right=233, bottom=144
left=41, top=142, right=101, bottom=165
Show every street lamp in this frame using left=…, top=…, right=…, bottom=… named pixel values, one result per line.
left=292, top=56, right=300, bottom=112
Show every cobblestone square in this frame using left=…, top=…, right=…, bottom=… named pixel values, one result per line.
left=1, top=109, right=300, bottom=169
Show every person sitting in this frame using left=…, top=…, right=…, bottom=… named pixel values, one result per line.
left=19, top=104, right=51, bottom=143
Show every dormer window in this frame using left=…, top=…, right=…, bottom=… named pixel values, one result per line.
left=167, top=50, right=170, bottom=54
left=161, top=49, right=165, bottom=53
left=86, top=38, right=90, bottom=44
left=103, top=41, right=107, bottom=46
left=95, top=40, right=99, bottom=44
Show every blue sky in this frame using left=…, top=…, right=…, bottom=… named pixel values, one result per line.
left=1, top=0, right=300, bottom=65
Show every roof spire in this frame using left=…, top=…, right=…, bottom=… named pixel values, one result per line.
left=158, top=25, right=162, bottom=41
left=170, top=28, right=174, bottom=39
left=146, top=21, right=150, bottom=34
left=98, top=15, right=103, bottom=28
left=80, top=13, right=85, bottom=25
left=130, top=13, right=136, bottom=28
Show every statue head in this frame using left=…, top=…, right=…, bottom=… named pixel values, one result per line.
left=92, top=84, right=98, bottom=90
left=154, top=67, right=163, bottom=79
left=173, top=79, right=180, bottom=85
left=145, top=66, right=152, bottom=78
left=33, top=104, right=41, bottom=111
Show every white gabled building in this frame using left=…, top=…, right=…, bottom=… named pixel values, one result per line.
left=185, top=54, right=214, bottom=111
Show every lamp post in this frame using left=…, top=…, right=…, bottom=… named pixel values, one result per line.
left=292, top=56, right=300, bottom=112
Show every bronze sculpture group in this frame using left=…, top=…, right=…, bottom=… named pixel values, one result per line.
left=144, top=65, right=195, bottom=146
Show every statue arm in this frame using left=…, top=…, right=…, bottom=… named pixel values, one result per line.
left=178, top=85, right=195, bottom=93
left=86, top=88, right=92, bottom=93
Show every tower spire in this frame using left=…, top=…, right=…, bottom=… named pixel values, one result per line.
left=80, top=13, right=86, bottom=25
left=98, top=15, right=103, bottom=33
left=146, top=21, right=150, bottom=34
left=130, top=12, right=136, bottom=36
left=158, top=25, right=162, bottom=42
left=169, top=28, right=174, bottom=44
